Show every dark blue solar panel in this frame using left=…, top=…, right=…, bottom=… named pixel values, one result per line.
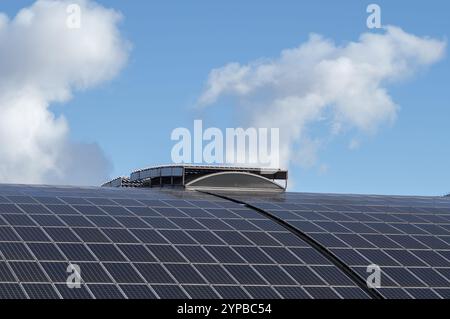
left=245, top=286, right=280, bottom=299
left=0, top=242, right=34, bottom=260
left=214, top=286, right=249, bottom=299
left=126, top=206, right=159, bottom=217
left=101, top=263, right=142, bottom=283
left=0, top=204, right=23, bottom=215
left=224, top=265, right=266, bottom=285
left=177, top=246, right=215, bottom=263
left=0, top=262, right=16, bottom=282
left=223, top=190, right=450, bottom=297
left=133, top=264, right=175, bottom=284
left=1, top=184, right=448, bottom=299
left=304, top=286, right=340, bottom=299
left=146, top=245, right=186, bottom=263
left=205, top=246, right=246, bottom=264
left=55, top=284, right=92, bottom=299
left=253, top=265, right=296, bottom=285
left=59, top=243, right=96, bottom=262
left=234, top=246, right=275, bottom=264
left=73, top=205, right=105, bottom=216
left=275, top=286, right=309, bottom=299
left=44, top=228, right=80, bottom=243
left=117, top=245, right=156, bottom=262
left=27, top=243, right=66, bottom=261
left=152, top=285, right=188, bottom=299
left=165, top=264, right=206, bottom=284
left=10, top=262, right=48, bottom=282
left=23, top=284, right=60, bottom=299
left=283, top=266, right=326, bottom=285
left=88, top=244, right=126, bottom=262
left=183, top=285, right=219, bottom=299
left=76, top=263, right=113, bottom=283
left=0, top=284, right=27, bottom=299
left=88, top=284, right=125, bottom=299
left=120, top=285, right=157, bottom=299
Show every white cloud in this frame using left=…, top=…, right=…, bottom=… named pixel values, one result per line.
left=349, top=138, right=361, bottom=150
left=199, top=26, right=446, bottom=169
left=0, top=0, right=129, bottom=185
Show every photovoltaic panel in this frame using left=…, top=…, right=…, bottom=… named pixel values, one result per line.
left=152, top=285, right=188, bottom=299
left=214, top=285, right=249, bottom=299
left=275, top=286, right=310, bottom=299
left=158, top=230, right=196, bottom=245
left=46, top=205, right=80, bottom=215
left=334, top=287, right=370, bottom=299
left=31, top=215, right=65, bottom=227
left=0, top=284, right=27, bottom=299
left=0, top=262, right=16, bottom=282
left=0, top=242, right=34, bottom=261
left=117, top=245, right=157, bottom=262
left=194, top=264, right=237, bottom=285
left=244, top=286, right=280, bottom=299
left=27, top=243, right=66, bottom=261
left=254, top=265, right=297, bottom=285
left=131, top=229, right=168, bottom=244
left=10, top=262, right=48, bottom=282
left=146, top=245, right=186, bottom=263
left=233, top=246, right=275, bottom=264
left=72, top=228, right=110, bottom=243
left=88, top=284, right=125, bottom=299
left=183, top=285, right=219, bottom=299
left=55, top=284, right=92, bottom=299
left=0, top=204, right=23, bottom=215
left=103, top=263, right=144, bottom=284
left=218, top=191, right=450, bottom=299
left=224, top=265, right=267, bottom=285
left=18, top=204, right=52, bottom=215
left=120, top=285, right=157, bottom=299
left=57, top=243, right=94, bottom=262
left=142, top=217, right=178, bottom=229
left=304, top=287, right=340, bottom=299
left=261, top=247, right=301, bottom=264
left=23, top=284, right=60, bottom=299
left=87, top=244, right=127, bottom=262
left=3, top=214, right=36, bottom=226
left=176, top=245, right=215, bottom=263
left=86, top=216, right=123, bottom=228
left=44, top=228, right=81, bottom=243
left=205, top=246, right=246, bottom=264
left=165, top=264, right=206, bottom=284
left=0, top=183, right=448, bottom=299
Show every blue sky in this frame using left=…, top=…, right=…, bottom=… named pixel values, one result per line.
left=1, top=0, right=449, bottom=196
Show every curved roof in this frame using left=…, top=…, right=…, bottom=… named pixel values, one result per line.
left=215, top=191, right=450, bottom=299
left=0, top=184, right=449, bottom=299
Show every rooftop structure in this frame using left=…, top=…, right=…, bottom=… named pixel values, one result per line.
left=102, top=165, right=288, bottom=192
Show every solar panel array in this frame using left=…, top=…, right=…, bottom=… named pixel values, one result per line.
left=219, top=192, right=450, bottom=299
left=0, top=184, right=373, bottom=299
left=0, top=184, right=449, bottom=299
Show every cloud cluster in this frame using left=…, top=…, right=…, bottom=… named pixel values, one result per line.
left=199, top=26, right=446, bottom=169
left=0, top=0, right=129, bottom=185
